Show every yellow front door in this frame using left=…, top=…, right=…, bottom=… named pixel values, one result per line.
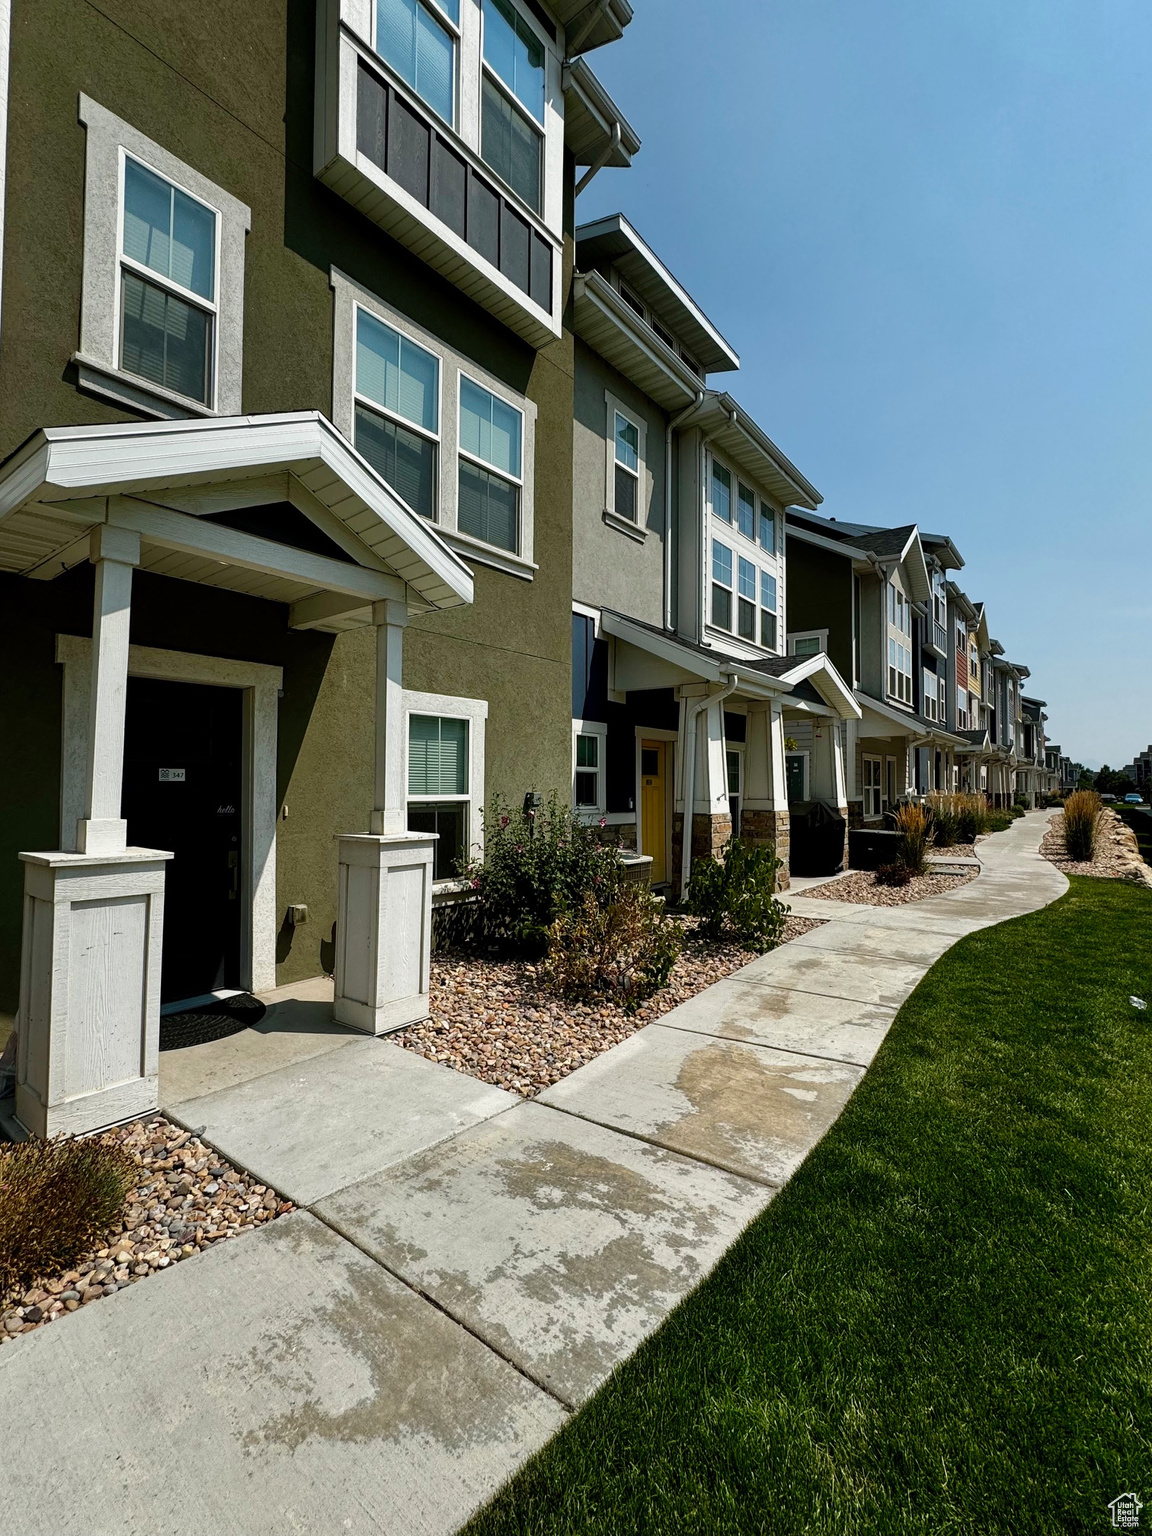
left=640, top=739, right=667, bottom=884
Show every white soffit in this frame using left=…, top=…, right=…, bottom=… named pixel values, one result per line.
left=691, top=394, right=822, bottom=512
left=573, top=273, right=702, bottom=412
left=0, top=412, right=474, bottom=626
left=552, top=0, right=633, bottom=54
left=563, top=59, right=641, bottom=168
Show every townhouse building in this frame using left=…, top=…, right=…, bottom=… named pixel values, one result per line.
left=0, top=0, right=638, bottom=1137
left=569, top=216, right=860, bottom=891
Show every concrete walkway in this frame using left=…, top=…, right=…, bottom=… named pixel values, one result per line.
left=0, top=814, right=1066, bottom=1536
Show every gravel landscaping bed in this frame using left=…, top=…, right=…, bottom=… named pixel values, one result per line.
left=396, top=913, right=824, bottom=1097
left=1, top=1116, right=293, bottom=1346
left=1041, top=809, right=1152, bottom=887
left=801, top=868, right=978, bottom=906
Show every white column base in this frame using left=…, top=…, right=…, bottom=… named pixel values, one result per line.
left=15, top=846, right=171, bottom=1139
left=333, top=832, right=436, bottom=1036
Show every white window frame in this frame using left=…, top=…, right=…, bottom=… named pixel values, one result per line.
left=863, top=754, right=883, bottom=819
left=352, top=302, right=444, bottom=521
left=726, top=742, right=744, bottom=828
left=789, top=629, right=828, bottom=657
left=479, top=0, right=549, bottom=215
left=572, top=717, right=608, bottom=818
left=403, top=688, right=488, bottom=883
left=76, top=95, right=250, bottom=419
left=456, top=369, right=525, bottom=559
left=886, top=577, right=913, bottom=705
left=373, top=0, right=462, bottom=129
left=710, top=536, right=734, bottom=631
left=603, top=392, right=647, bottom=540
left=331, top=267, right=537, bottom=579
left=923, top=669, right=938, bottom=722
left=706, top=453, right=784, bottom=656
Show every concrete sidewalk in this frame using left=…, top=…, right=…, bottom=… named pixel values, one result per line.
left=0, top=813, right=1067, bottom=1535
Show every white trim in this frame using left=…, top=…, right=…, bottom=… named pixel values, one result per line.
left=77, top=95, right=250, bottom=417
left=331, top=268, right=537, bottom=574
left=572, top=717, right=607, bottom=817
left=55, top=635, right=281, bottom=994
left=604, top=390, right=647, bottom=534
left=788, top=629, right=828, bottom=657
left=862, top=752, right=882, bottom=819
left=403, top=688, right=488, bottom=879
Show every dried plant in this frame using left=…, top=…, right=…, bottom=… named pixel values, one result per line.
left=926, top=792, right=989, bottom=846
left=0, top=1135, right=136, bottom=1297
left=544, top=885, right=682, bottom=1011
left=894, top=802, right=933, bottom=875
left=1063, top=790, right=1102, bottom=863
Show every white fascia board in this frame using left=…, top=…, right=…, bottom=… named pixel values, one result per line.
left=856, top=690, right=922, bottom=736
left=574, top=274, right=701, bottom=406
left=563, top=59, right=641, bottom=164
left=777, top=654, right=862, bottom=719
left=6, top=412, right=473, bottom=609
left=600, top=612, right=787, bottom=698
left=703, top=393, right=822, bottom=510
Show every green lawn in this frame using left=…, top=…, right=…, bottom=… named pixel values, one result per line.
left=465, top=877, right=1152, bottom=1536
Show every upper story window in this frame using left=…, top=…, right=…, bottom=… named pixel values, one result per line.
left=711, top=461, right=732, bottom=525
left=354, top=306, right=440, bottom=521
left=759, top=503, right=776, bottom=554
left=458, top=376, right=523, bottom=552
left=481, top=0, right=545, bottom=214
left=736, top=482, right=755, bottom=541
left=737, top=556, right=757, bottom=641
left=333, top=269, right=537, bottom=576
left=923, top=669, right=939, bottom=721
left=376, top=0, right=460, bottom=125
left=119, top=159, right=218, bottom=407
left=77, top=97, right=250, bottom=420
left=711, top=538, right=733, bottom=629
left=613, top=411, right=640, bottom=522
left=760, top=570, right=778, bottom=649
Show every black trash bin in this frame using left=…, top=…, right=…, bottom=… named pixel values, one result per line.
left=847, top=826, right=902, bottom=870
left=790, top=801, right=847, bottom=877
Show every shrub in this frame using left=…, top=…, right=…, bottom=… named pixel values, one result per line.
left=876, top=862, right=914, bottom=887
left=894, top=803, right=933, bottom=875
left=927, top=792, right=988, bottom=845
left=686, top=838, right=788, bottom=951
left=1014, top=793, right=1030, bottom=810
left=988, top=811, right=1013, bottom=832
left=545, top=885, right=682, bottom=1011
left=1063, top=790, right=1102, bottom=862
left=465, top=794, right=622, bottom=955
left=0, top=1135, right=136, bottom=1296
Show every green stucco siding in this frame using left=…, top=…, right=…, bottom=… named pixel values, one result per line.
left=785, top=539, right=853, bottom=682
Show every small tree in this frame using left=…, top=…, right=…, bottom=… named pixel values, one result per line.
left=686, top=838, right=788, bottom=951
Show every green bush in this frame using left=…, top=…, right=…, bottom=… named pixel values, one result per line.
left=894, top=803, right=932, bottom=874
left=1063, top=790, right=1102, bottom=862
left=988, top=811, right=1013, bottom=832
left=545, top=885, right=682, bottom=1012
left=1014, top=793, right=1030, bottom=810
left=0, top=1135, right=136, bottom=1296
left=686, top=838, right=788, bottom=951
left=464, top=794, right=622, bottom=955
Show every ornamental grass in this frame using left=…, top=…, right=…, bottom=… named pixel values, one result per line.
left=0, top=1135, right=136, bottom=1297
left=894, top=802, right=933, bottom=875
left=926, top=792, right=989, bottom=846
left=1062, top=790, right=1102, bottom=863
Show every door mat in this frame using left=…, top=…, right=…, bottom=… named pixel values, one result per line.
left=159, top=994, right=267, bottom=1052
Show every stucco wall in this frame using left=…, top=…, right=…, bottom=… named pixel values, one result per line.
left=784, top=538, right=853, bottom=680
left=0, top=0, right=575, bottom=999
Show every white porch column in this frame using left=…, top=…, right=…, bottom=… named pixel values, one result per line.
left=76, top=525, right=140, bottom=856
left=333, top=599, right=436, bottom=1036
left=15, top=524, right=172, bottom=1138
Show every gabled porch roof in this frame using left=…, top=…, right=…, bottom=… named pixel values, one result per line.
left=0, top=412, right=474, bottom=630
left=600, top=610, right=861, bottom=719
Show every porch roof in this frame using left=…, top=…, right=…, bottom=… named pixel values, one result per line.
left=600, top=610, right=861, bottom=719
left=0, top=412, right=474, bottom=630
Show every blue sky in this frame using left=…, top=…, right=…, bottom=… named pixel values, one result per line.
left=577, top=0, right=1152, bottom=770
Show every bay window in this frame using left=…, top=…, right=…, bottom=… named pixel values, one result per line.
left=376, top=0, right=459, bottom=125
left=737, top=556, right=757, bottom=641
left=354, top=307, right=440, bottom=521
left=458, top=376, right=523, bottom=552
left=711, top=538, right=733, bottom=629
left=481, top=0, right=545, bottom=214
left=120, top=157, right=217, bottom=407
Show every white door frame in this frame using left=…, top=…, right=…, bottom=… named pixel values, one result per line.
left=55, top=634, right=282, bottom=993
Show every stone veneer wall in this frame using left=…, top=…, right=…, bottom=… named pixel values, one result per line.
left=741, top=808, right=791, bottom=891
left=670, top=812, right=732, bottom=889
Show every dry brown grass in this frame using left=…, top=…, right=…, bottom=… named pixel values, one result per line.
left=1063, top=791, right=1102, bottom=862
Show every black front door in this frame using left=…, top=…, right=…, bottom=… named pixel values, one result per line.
left=121, top=678, right=243, bottom=1005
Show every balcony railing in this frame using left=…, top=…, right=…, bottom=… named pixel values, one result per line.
left=932, top=621, right=947, bottom=651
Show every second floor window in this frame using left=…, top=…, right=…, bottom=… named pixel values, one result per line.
left=354, top=307, right=440, bottom=521
left=711, top=461, right=732, bottom=524
left=737, top=557, right=757, bottom=641
left=481, top=0, right=545, bottom=214
left=923, top=669, right=938, bottom=721
left=889, top=637, right=912, bottom=704
left=759, top=503, right=776, bottom=554
left=377, top=0, right=459, bottom=126
left=458, top=377, right=523, bottom=552
left=614, top=412, right=640, bottom=522
left=711, top=538, right=733, bottom=629
left=120, top=157, right=217, bottom=406
left=761, top=571, right=778, bottom=649
left=737, top=482, right=755, bottom=541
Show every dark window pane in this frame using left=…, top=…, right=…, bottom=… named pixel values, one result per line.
left=711, top=584, right=731, bottom=630
left=572, top=612, right=592, bottom=718
left=738, top=597, right=755, bottom=641
left=499, top=202, right=530, bottom=292
left=575, top=771, right=598, bottom=807
left=641, top=749, right=659, bottom=776
left=388, top=90, right=431, bottom=205
left=529, top=230, right=552, bottom=311
left=120, top=271, right=210, bottom=404
left=614, top=464, right=637, bottom=522
left=467, top=169, right=500, bottom=265
left=458, top=457, right=517, bottom=551
left=760, top=609, right=777, bottom=649
left=407, top=801, right=465, bottom=879
left=357, top=62, right=388, bottom=170
left=481, top=76, right=541, bottom=214
left=355, top=403, right=436, bottom=520
left=430, top=134, right=467, bottom=236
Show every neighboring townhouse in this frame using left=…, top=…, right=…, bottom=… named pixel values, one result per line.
left=1126, top=746, right=1152, bottom=788
left=1017, top=697, right=1050, bottom=807
left=0, top=0, right=638, bottom=1136
left=569, top=215, right=860, bottom=890
left=785, top=511, right=969, bottom=825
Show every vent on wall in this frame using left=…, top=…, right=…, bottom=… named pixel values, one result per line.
left=356, top=60, right=553, bottom=315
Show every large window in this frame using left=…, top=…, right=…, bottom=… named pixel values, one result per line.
left=759, top=501, right=776, bottom=554
left=761, top=571, right=778, bottom=650
left=737, top=556, right=757, bottom=641
left=481, top=0, right=544, bottom=213
left=354, top=307, right=440, bottom=520
left=458, top=376, right=523, bottom=552
left=711, top=461, right=732, bottom=524
left=887, top=579, right=913, bottom=704
left=376, top=0, right=459, bottom=125
left=863, top=755, right=883, bottom=819
left=613, top=411, right=640, bottom=523
left=923, top=668, right=938, bottom=721
left=711, top=538, right=733, bottom=630
left=737, top=482, right=756, bottom=541
left=407, top=713, right=469, bottom=879
left=119, top=157, right=217, bottom=406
